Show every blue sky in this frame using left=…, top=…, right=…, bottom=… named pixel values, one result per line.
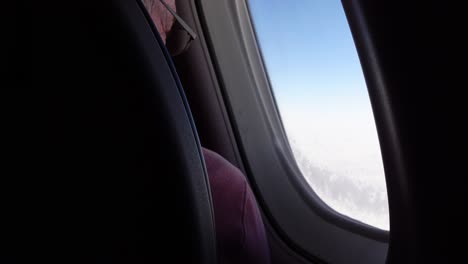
left=248, top=0, right=368, bottom=106
left=248, top=0, right=389, bottom=230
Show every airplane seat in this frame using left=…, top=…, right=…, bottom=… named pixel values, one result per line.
left=140, top=1, right=271, bottom=263
left=24, top=0, right=217, bottom=262
left=203, top=148, right=271, bottom=264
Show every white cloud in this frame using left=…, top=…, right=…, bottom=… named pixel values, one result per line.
left=279, top=101, right=389, bottom=230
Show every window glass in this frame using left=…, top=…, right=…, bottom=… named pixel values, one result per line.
left=249, top=0, right=389, bottom=230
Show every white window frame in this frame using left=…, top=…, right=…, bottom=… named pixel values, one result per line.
left=196, top=0, right=389, bottom=263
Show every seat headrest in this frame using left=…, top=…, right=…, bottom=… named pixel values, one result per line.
left=12, top=0, right=217, bottom=263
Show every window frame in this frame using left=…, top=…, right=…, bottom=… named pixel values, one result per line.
left=196, top=0, right=389, bottom=263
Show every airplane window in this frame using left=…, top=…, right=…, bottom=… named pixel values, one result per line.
left=249, top=0, right=389, bottom=230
